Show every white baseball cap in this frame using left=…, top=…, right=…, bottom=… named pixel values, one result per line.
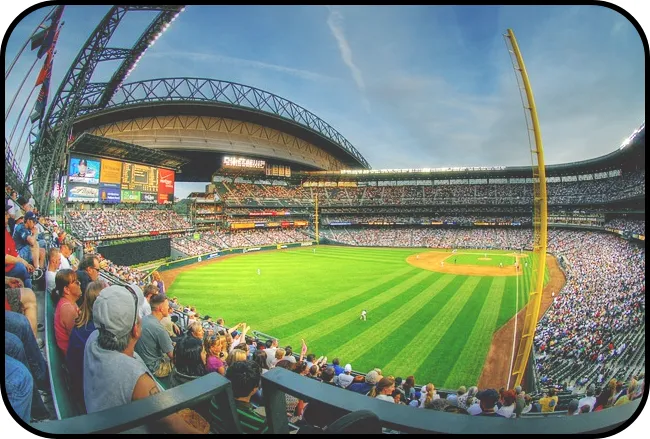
left=344, top=364, right=352, bottom=372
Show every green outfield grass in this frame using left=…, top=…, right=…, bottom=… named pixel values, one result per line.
left=167, top=246, right=548, bottom=388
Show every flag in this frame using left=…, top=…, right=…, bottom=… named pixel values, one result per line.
left=30, top=24, right=50, bottom=51
left=35, top=5, right=64, bottom=59
left=35, top=26, right=59, bottom=86
left=30, top=74, right=50, bottom=125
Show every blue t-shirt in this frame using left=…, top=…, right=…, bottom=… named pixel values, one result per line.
left=66, top=322, right=97, bottom=397
left=12, top=223, right=32, bottom=251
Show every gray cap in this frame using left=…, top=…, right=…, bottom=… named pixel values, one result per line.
left=93, top=284, right=145, bottom=339
left=366, top=370, right=380, bottom=384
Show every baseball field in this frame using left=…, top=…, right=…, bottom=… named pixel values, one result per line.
left=164, top=245, right=553, bottom=389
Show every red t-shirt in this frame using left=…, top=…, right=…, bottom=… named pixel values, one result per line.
left=5, top=229, right=18, bottom=273
left=54, top=298, right=79, bottom=355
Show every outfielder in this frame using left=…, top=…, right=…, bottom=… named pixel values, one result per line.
left=360, top=309, right=367, bottom=321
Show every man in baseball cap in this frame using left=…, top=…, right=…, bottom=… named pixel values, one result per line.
left=82, top=285, right=202, bottom=433
left=11, top=209, right=44, bottom=281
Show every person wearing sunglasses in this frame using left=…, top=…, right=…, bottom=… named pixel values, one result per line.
left=52, top=269, right=82, bottom=356
left=82, top=285, right=203, bottom=433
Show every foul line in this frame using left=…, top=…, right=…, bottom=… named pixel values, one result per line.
left=506, top=256, right=519, bottom=389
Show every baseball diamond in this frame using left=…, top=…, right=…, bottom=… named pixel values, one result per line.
left=163, top=246, right=556, bottom=388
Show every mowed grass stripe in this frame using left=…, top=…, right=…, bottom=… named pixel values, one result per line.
left=333, top=275, right=468, bottom=368
left=378, top=276, right=484, bottom=377
left=442, top=276, right=507, bottom=388
left=317, top=274, right=457, bottom=361
left=283, top=250, right=412, bottom=264
left=257, top=268, right=420, bottom=335
left=496, top=276, right=517, bottom=328
left=269, top=271, right=430, bottom=347
left=412, top=276, right=494, bottom=385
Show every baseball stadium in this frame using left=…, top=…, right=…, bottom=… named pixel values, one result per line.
left=3, top=5, right=646, bottom=435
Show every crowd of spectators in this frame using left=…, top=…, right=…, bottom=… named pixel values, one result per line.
left=322, top=215, right=532, bottom=225
left=604, top=219, right=645, bottom=235
left=171, top=229, right=312, bottom=256
left=66, top=209, right=192, bottom=239
left=215, top=170, right=644, bottom=207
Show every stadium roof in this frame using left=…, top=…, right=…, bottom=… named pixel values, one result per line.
left=69, top=132, right=189, bottom=171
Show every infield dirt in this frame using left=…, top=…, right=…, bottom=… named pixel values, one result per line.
left=406, top=251, right=526, bottom=277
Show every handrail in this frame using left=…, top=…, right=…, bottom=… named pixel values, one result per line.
left=261, top=367, right=641, bottom=434
left=30, top=372, right=237, bottom=434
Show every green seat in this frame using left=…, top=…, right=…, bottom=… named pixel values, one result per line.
left=45, top=291, right=84, bottom=419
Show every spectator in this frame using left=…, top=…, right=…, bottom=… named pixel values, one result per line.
left=5, top=278, right=39, bottom=343
left=284, top=345, right=296, bottom=364
left=496, top=390, right=517, bottom=418
left=426, top=398, right=452, bottom=411
left=59, top=243, right=76, bottom=271
left=578, top=384, right=597, bottom=413
left=12, top=211, right=45, bottom=277
left=474, top=389, right=500, bottom=416
left=271, top=348, right=286, bottom=368
left=457, top=385, right=479, bottom=410
left=45, top=247, right=61, bottom=297
left=77, top=255, right=100, bottom=307
left=188, top=321, right=205, bottom=341
left=320, top=367, right=337, bottom=386
left=5, top=310, right=50, bottom=421
left=205, top=335, right=226, bottom=376
left=6, top=190, right=19, bottom=234
left=568, top=399, right=580, bottom=415
left=169, top=336, right=207, bottom=388
left=225, top=350, right=248, bottom=367
left=142, top=284, right=159, bottom=318
left=337, top=363, right=354, bottom=388
left=151, top=271, right=165, bottom=295
left=539, top=388, right=559, bottom=413
left=208, top=360, right=268, bottom=434
left=347, top=370, right=379, bottom=395
left=371, top=377, right=397, bottom=403
left=4, top=355, right=35, bottom=423
left=419, top=383, right=440, bottom=409
left=331, top=358, right=344, bottom=376
left=252, top=350, right=269, bottom=375
left=447, top=385, right=466, bottom=407
left=66, top=279, right=108, bottom=411
left=134, top=293, right=174, bottom=379
left=5, top=203, right=37, bottom=288
left=53, top=269, right=82, bottom=356
left=82, top=285, right=203, bottom=433
left=265, top=338, right=279, bottom=368
left=594, top=379, right=618, bottom=411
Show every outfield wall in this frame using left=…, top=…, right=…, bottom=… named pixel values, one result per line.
left=156, top=241, right=316, bottom=272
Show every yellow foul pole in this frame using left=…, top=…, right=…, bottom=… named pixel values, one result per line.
left=504, top=29, right=548, bottom=389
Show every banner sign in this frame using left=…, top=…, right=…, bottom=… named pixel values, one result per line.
left=120, top=190, right=141, bottom=203
left=140, top=192, right=157, bottom=204
left=99, top=159, right=122, bottom=184
left=99, top=183, right=121, bottom=204
left=67, top=184, right=99, bottom=202
left=158, top=168, right=175, bottom=194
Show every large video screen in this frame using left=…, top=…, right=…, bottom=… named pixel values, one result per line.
left=68, top=156, right=100, bottom=185
left=222, top=155, right=266, bottom=171
left=67, top=155, right=175, bottom=204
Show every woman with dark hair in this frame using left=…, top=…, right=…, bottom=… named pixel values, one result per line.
left=204, top=335, right=226, bottom=376
left=402, top=375, right=416, bottom=401
left=252, top=350, right=269, bottom=374
left=169, top=336, right=207, bottom=388
left=53, top=269, right=82, bottom=355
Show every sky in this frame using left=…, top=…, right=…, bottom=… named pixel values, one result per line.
left=3, top=4, right=647, bottom=200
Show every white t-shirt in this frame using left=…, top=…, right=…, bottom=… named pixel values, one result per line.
left=59, top=254, right=71, bottom=270
left=578, top=395, right=596, bottom=412
left=7, top=199, right=18, bottom=217
left=45, top=270, right=57, bottom=296
left=376, top=394, right=395, bottom=403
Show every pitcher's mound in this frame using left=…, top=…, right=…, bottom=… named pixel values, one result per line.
left=407, top=251, right=521, bottom=277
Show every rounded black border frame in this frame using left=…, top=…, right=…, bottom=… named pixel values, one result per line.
left=1, top=1, right=647, bottom=437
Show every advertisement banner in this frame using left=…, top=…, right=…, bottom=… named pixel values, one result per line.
left=69, top=156, right=100, bottom=185
left=140, top=192, right=157, bottom=204
left=267, top=222, right=280, bottom=227
left=67, top=184, right=99, bottom=203
left=158, top=193, right=173, bottom=205
left=231, top=223, right=255, bottom=229
left=294, top=220, right=308, bottom=226
left=158, top=168, right=175, bottom=194
left=100, top=159, right=123, bottom=184
left=99, top=183, right=121, bottom=204
left=121, top=190, right=141, bottom=203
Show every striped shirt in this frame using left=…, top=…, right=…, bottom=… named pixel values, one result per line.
left=209, top=398, right=268, bottom=434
